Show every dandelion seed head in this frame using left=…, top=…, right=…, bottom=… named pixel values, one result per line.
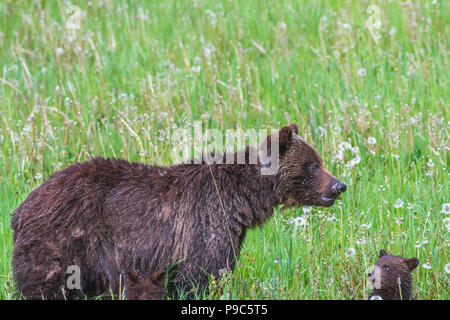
left=358, top=68, right=367, bottom=77
left=345, top=247, right=356, bottom=257
left=394, top=199, right=404, bottom=208
left=442, top=203, right=450, bottom=215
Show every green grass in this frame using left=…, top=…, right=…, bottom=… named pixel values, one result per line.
left=0, top=0, right=448, bottom=299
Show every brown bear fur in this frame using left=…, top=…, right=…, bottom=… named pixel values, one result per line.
left=125, top=269, right=167, bottom=300
left=368, top=250, right=419, bottom=300
left=11, top=124, right=346, bottom=299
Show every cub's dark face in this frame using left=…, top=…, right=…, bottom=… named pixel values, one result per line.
left=368, top=250, right=419, bottom=290
left=125, top=270, right=166, bottom=300
left=274, top=124, right=346, bottom=208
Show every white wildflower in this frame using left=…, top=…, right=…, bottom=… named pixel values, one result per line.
left=445, top=263, right=450, bottom=274
left=205, top=10, right=217, bottom=26
left=442, top=203, right=450, bottom=215
left=303, top=206, right=312, bottom=215
left=342, top=23, right=351, bottom=31
left=55, top=47, right=64, bottom=56
left=394, top=199, right=404, bottom=208
left=358, top=68, right=367, bottom=77
left=443, top=218, right=450, bottom=229
left=191, top=65, right=201, bottom=73
left=422, top=262, right=431, bottom=269
left=345, top=247, right=356, bottom=258
left=361, top=223, right=372, bottom=230
left=291, top=216, right=308, bottom=228
left=388, top=27, right=396, bottom=36
left=367, top=137, right=376, bottom=145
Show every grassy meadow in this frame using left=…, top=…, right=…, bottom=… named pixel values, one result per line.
left=0, top=0, right=448, bottom=299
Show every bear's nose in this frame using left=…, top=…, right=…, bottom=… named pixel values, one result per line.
left=333, top=182, right=347, bottom=195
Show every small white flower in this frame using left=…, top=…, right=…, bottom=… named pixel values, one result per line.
left=191, top=65, right=201, bottom=73
left=355, top=238, right=366, bottom=245
left=442, top=203, right=450, bottom=215
left=342, top=23, right=351, bottom=31
left=274, top=257, right=279, bottom=264
left=370, top=295, right=383, bottom=300
left=55, top=47, right=64, bottom=56
left=292, top=216, right=308, bottom=227
left=193, top=56, right=202, bottom=64
left=443, top=218, right=450, bottom=229
left=205, top=10, right=217, bottom=26
left=388, top=27, right=396, bottom=36
left=445, top=263, right=450, bottom=274
left=422, top=262, right=431, bottom=269
left=345, top=247, right=356, bottom=258
left=394, top=199, right=404, bottom=208
left=358, top=68, right=367, bottom=77
left=303, top=206, right=312, bottom=214
left=367, top=137, right=376, bottom=145
left=34, top=173, right=43, bottom=180
left=414, top=242, right=421, bottom=248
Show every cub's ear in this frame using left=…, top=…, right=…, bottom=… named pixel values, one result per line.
left=126, top=270, right=140, bottom=283
left=289, top=124, right=299, bottom=135
left=151, top=270, right=166, bottom=284
left=379, top=250, right=388, bottom=258
left=405, top=258, right=419, bottom=271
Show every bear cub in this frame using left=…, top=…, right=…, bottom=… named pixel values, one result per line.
left=368, top=250, right=419, bottom=300
left=125, top=269, right=168, bottom=300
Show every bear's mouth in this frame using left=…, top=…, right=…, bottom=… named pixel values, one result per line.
left=319, top=195, right=337, bottom=206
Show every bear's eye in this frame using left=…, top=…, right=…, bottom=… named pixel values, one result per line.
left=310, top=163, right=320, bottom=171
left=383, top=265, right=390, bottom=272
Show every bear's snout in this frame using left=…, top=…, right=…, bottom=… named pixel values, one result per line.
left=332, top=181, right=347, bottom=195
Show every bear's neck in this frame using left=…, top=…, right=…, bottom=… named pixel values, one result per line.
left=218, top=160, right=278, bottom=228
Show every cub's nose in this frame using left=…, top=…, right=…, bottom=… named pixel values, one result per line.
left=334, top=182, right=347, bottom=195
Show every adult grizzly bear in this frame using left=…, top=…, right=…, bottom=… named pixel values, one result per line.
left=11, top=124, right=346, bottom=299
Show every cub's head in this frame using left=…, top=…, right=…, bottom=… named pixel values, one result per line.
left=368, top=250, right=419, bottom=291
left=125, top=269, right=166, bottom=300
left=270, top=124, right=346, bottom=208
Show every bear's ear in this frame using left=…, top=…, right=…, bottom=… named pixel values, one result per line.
left=126, top=270, right=140, bottom=283
left=279, top=125, right=295, bottom=155
left=151, top=270, right=166, bottom=284
left=262, top=124, right=298, bottom=158
left=379, top=250, right=388, bottom=258
left=405, top=258, right=419, bottom=271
